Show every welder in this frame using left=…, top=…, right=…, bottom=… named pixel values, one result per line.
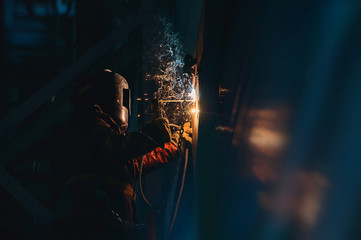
left=51, top=69, right=189, bottom=239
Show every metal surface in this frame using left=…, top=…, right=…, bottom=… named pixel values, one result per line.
left=191, top=69, right=199, bottom=173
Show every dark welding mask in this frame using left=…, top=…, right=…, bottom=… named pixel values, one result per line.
left=97, top=69, right=131, bottom=133
left=71, top=69, right=131, bottom=133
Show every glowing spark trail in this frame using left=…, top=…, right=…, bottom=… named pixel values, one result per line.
left=144, top=16, right=196, bottom=125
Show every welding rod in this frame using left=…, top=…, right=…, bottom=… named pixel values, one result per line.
left=158, top=100, right=194, bottom=103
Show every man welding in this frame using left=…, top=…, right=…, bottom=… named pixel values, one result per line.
left=51, top=69, right=190, bottom=239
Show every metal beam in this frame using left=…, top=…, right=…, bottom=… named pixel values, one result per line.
left=0, top=8, right=144, bottom=137
left=0, top=166, right=52, bottom=228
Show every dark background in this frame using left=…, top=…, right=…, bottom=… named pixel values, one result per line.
left=1, top=0, right=361, bottom=239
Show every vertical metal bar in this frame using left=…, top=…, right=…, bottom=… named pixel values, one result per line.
left=0, top=166, right=52, bottom=228
left=72, top=1, right=76, bottom=63
left=195, top=1, right=224, bottom=239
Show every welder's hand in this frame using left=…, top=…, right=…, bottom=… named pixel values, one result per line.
left=141, top=118, right=171, bottom=146
left=182, top=122, right=192, bottom=144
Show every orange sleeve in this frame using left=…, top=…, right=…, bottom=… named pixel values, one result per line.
left=90, top=116, right=161, bottom=162
left=132, top=142, right=178, bottom=176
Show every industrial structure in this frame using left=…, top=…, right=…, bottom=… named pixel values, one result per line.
left=1, top=0, right=361, bottom=239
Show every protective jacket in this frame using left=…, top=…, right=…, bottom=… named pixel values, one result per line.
left=51, top=105, right=178, bottom=239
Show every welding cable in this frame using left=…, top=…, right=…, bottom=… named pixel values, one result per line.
left=160, top=108, right=167, bottom=119
left=112, top=214, right=146, bottom=229
left=169, top=124, right=180, bottom=129
left=91, top=178, right=146, bottom=229
left=168, top=147, right=189, bottom=235
left=139, top=155, right=152, bottom=206
left=138, top=124, right=180, bottom=206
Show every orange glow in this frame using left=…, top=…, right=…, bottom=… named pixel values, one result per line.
left=191, top=107, right=199, bottom=114
left=249, top=127, right=286, bottom=150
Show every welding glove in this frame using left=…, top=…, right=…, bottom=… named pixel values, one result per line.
left=140, top=118, right=171, bottom=146
left=182, top=122, right=192, bottom=144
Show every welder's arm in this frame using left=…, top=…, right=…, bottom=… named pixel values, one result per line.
left=131, top=121, right=194, bottom=175
left=91, top=117, right=167, bottom=161
left=133, top=132, right=179, bottom=176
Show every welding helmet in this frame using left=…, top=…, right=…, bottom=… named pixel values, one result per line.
left=71, top=69, right=131, bottom=132
left=95, top=69, right=131, bottom=132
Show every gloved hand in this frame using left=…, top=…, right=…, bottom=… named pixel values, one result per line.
left=140, top=118, right=171, bottom=146
left=182, top=122, right=192, bottom=144
left=172, top=122, right=192, bottom=153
